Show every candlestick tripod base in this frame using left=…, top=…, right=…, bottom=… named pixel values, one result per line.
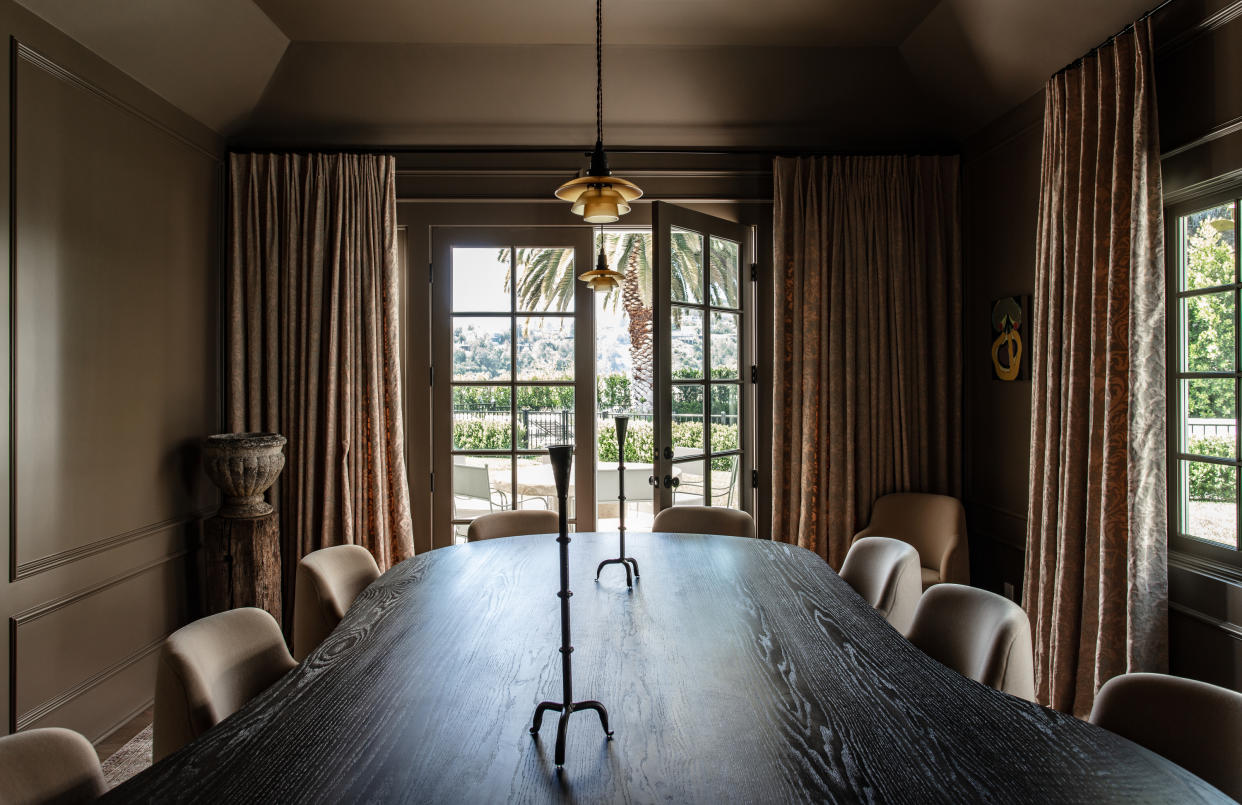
left=530, top=699, right=613, bottom=767
left=594, top=556, right=640, bottom=587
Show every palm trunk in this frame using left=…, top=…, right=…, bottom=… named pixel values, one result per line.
left=622, top=249, right=653, bottom=410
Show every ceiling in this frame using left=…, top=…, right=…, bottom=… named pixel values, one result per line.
left=13, top=0, right=1160, bottom=144
left=252, top=0, right=942, bottom=47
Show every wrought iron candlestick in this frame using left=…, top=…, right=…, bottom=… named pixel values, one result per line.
left=595, top=415, right=640, bottom=587
left=530, top=444, right=613, bottom=767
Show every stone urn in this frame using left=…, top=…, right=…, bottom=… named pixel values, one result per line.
left=202, top=433, right=287, bottom=518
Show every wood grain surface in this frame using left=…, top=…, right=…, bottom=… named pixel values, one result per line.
left=105, top=533, right=1229, bottom=803
left=202, top=513, right=282, bottom=625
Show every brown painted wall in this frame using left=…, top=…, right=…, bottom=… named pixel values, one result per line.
left=237, top=41, right=952, bottom=152
left=962, top=0, right=1242, bottom=692
left=0, top=1, right=223, bottom=741
left=961, top=92, right=1043, bottom=601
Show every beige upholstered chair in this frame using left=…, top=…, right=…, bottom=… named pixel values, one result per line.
left=466, top=509, right=559, bottom=542
left=0, top=727, right=106, bottom=804
left=154, top=607, right=296, bottom=762
left=294, top=544, right=381, bottom=662
left=652, top=505, right=756, bottom=539
left=1090, top=672, right=1242, bottom=801
left=906, top=583, right=1034, bottom=701
left=853, top=493, right=969, bottom=589
left=839, top=536, right=922, bottom=634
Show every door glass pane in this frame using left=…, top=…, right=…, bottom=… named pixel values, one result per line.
left=596, top=422, right=656, bottom=530
left=1182, top=378, right=1235, bottom=457
left=516, top=247, right=575, bottom=313
left=670, top=227, right=704, bottom=304
left=710, top=311, right=740, bottom=379
left=452, top=386, right=512, bottom=450
left=453, top=247, right=511, bottom=312
left=671, top=459, right=706, bottom=508
left=672, top=384, right=704, bottom=457
left=518, top=453, right=576, bottom=519
left=671, top=306, right=704, bottom=378
left=1180, top=460, right=1237, bottom=548
left=452, top=454, right=514, bottom=530
left=515, top=386, right=574, bottom=449
left=453, top=317, right=511, bottom=381
left=709, top=455, right=742, bottom=509
left=1183, top=292, right=1235, bottom=373
left=595, top=230, right=654, bottom=416
left=1181, top=203, right=1236, bottom=291
left=517, top=316, right=574, bottom=381
left=709, top=384, right=740, bottom=452
left=709, top=236, right=740, bottom=308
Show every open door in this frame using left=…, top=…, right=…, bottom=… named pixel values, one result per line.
left=651, top=202, right=754, bottom=520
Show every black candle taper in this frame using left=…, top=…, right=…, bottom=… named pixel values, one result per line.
left=595, top=416, right=641, bottom=586
left=530, top=444, right=612, bottom=767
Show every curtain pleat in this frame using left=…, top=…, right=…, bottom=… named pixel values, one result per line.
left=227, top=153, right=415, bottom=626
left=1024, top=18, right=1167, bottom=717
left=772, top=156, right=962, bottom=567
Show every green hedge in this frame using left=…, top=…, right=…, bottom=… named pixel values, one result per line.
left=1188, top=435, right=1235, bottom=502
left=598, top=419, right=738, bottom=471
left=453, top=419, right=522, bottom=450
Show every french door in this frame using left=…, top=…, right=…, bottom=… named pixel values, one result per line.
left=651, top=202, right=754, bottom=519
left=431, top=227, right=596, bottom=547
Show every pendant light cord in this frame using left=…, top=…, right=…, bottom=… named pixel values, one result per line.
left=596, top=0, right=603, bottom=145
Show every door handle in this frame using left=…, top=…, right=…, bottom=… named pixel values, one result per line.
left=662, top=446, right=674, bottom=460
left=664, top=475, right=680, bottom=488
left=649, top=475, right=659, bottom=488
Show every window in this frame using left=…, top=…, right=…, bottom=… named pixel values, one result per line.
left=1171, top=198, right=1240, bottom=559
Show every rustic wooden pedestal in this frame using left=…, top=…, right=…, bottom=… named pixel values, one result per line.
left=203, top=512, right=281, bottom=624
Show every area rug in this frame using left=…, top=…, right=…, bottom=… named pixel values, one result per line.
left=102, top=724, right=152, bottom=788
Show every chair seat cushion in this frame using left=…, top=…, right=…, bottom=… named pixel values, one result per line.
left=920, top=567, right=940, bottom=590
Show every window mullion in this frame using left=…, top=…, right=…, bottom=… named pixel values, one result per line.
left=1235, top=199, right=1240, bottom=552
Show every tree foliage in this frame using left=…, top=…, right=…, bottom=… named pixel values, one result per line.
left=1185, top=218, right=1236, bottom=419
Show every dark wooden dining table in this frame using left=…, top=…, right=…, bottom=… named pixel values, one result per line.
left=106, top=532, right=1229, bottom=803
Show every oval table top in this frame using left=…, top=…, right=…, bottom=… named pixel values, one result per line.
left=107, top=532, right=1228, bottom=803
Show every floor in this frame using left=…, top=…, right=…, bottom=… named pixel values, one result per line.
left=95, top=706, right=152, bottom=763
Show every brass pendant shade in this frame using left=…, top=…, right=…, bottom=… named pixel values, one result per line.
left=578, top=241, right=625, bottom=291
left=555, top=177, right=642, bottom=224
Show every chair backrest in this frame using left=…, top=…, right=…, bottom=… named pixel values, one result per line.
left=294, top=544, right=381, bottom=662
left=154, top=607, right=297, bottom=762
left=0, top=727, right=105, bottom=804
left=905, top=583, right=1034, bottom=701
left=466, top=509, right=559, bottom=541
left=452, top=462, right=492, bottom=502
left=1090, top=672, right=1242, bottom=801
left=652, top=505, right=756, bottom=539
left=854, top=493, right=969, bottom=586
left=839, top=536, right=922, bottom=634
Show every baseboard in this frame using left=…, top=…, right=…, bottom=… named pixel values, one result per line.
left=92, top=697, right=153, bottom=748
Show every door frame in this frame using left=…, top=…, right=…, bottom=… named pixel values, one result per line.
left=430, top=226, right=597, bottom=549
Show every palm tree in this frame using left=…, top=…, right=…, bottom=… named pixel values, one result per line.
left=500, top=230, right=740, bottom=409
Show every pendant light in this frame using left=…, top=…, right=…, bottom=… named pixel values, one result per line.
left=577, top=224, right=625, bottom=292
left=554, top=0, right=642, bottom=225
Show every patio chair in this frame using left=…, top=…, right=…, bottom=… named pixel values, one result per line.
left=672, top=452, right=738, bottom=508
left=452, top=462, right=507, bottom=518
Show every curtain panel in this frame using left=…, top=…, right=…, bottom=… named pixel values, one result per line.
left=772, top=156, right=962, bottom=567
left=227, top=153, right=414, bottom=620
left=1024, top=18, right=1167, bottom=718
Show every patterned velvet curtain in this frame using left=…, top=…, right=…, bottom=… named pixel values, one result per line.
left=1024, top=18, right=1167, bottom=717
left=227, top=153, right=414, bottom=622
left=772, top=156, right=962, bottom=568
